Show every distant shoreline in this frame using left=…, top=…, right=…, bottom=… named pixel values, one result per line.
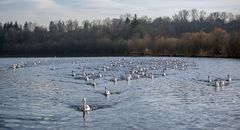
left=0, top=54, right=239, bottom=58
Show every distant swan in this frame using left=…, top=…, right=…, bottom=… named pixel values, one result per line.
left=163, top=72, right=166, bottom=76
left=114, top=77, right=117, bottom=83
left=126, top=74, right=131, bottom=81
left=220, top=80, right=225, bottom=86
left=85, top=76, right=89, bottom=82
left=92, top=79, right=96, bottom=87
left=137, top=75, right=140, bottom=79
left=105, top=87, right=110, bottom=96
left=215, top=80, right=220, bottom=87
left=72, top=70, right=76, bottom=77
left=208, top=76, right=212, bottom=83
left=150, top=74, right=154, bottom=79
left=82, top=98, right=91, bottom=112
left=12, top=64, right=17, bottom=69
left=51, top=66, right=55, bottom=70
left=227, top=74, right=232, bottom=82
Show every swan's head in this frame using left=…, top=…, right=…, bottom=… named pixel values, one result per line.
left=227, top=74, right=230, bottom=78
left=208, top=76, right=211, bottom=81
left=82, top=98, right=87, bottom=103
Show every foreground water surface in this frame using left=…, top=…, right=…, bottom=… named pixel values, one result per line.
left=0, top=57, right=240, bottom=130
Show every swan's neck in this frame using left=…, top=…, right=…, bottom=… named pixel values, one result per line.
left=82, top=99, right=87, bottom=109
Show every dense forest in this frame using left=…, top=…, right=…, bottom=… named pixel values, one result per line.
left=0, top=9, right=240, bottom=57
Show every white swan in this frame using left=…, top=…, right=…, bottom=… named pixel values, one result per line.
left=82, top=98, right=91, bottom=112
left=137, top=75, right=140, bottom=79
left=92, top=79, right=96, bottom=87
left=150, top=74, right=154, bottom=79
left=114, top=77, right=117, bottom=83
left=72, top=71, right=76, bottom=77
left=208, top=76, right=212, bottom=83
left=126, top=74, right=131, bottom=81
left=12, top=64, right=17, bottom=69
left=85, top=76, right=89, bottom=82
left=51, top=66, right=55, bottom=70
left=17, top=64, right=21, bottom=68
left=220, top=80, right=225, bottom=86
left=163, top=72, right=166, bottom=76
left=105, top=87, right=111, bottom=95
left=227, top=74, right=232, bottom=82
left=215, top=80, right=220, bottom=87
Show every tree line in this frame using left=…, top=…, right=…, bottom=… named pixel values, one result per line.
left=0, top=9, right=240, bottom=57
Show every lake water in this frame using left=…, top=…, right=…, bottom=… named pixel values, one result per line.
left=0, top=57, right=240, bottom=130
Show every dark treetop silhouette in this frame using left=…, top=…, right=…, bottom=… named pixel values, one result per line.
left=0, top=9, right=240, bottom=57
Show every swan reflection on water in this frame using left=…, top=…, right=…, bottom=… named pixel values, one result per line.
left=82, top=111, right=89, bottom=126
left=214, top=85, right=225, bottom=92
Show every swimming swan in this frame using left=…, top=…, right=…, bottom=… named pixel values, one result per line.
left=126, top=74, right=131, bottom=81
left=82, top=98, right=91, bottom=112
left=227, top=74, right=232, bottom=82
left=163, top=72, right=166, bottom=76
left=105, top=87, right=111, bottom=96
left=92, top=79, right=96, bottom=87
left=220, top=80, right=225, bottom=86
left=208, top=76, right=212, bottom=83
left=114, top=77, right=117, bottom=83
left=215, top=80, right=220, bottom=87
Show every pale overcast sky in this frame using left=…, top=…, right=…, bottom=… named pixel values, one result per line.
left=0, top=0, right=240, bottom=26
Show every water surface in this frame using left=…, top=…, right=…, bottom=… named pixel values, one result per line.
left=0, top=57, right=240, bottom=130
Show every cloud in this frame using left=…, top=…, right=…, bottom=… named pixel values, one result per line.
left=0, top=0, right=82, bottom=25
